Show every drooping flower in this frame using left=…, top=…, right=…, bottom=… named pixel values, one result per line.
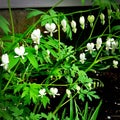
left=80, top=53, right=86, bottom=64
left=44, top=23, right=57, bottom=37
left=0, top=54, right=9, bottom=70
left=34, top=45, right=39, bottom=54
left=113, top=60, right=118, bottom=68
left=87, top=15, right=95, bottom=27
left=86, top=43, right=95, bottom=53
left=31, top=29, right=41, bottom=44
left=96, top=37, right=102, bottom=50
left=61, top=19, right=67, bottom=32
left=50, top=87, right=60, bottom=98
left=75, top=84, right=81, bottom=93
left=106, top=38, right=111, bottom=51
left=14, top=45, right=28, bottom=59
left=79, top=16, right=85, bottom=29
left=111, top=40, right=118, bottom=53
left=71, top=20, right=77, bottom=33
left=66, top=89, right=71, bottom=98
left=100, top=13, right=105, bottom=25
left=47, top=50, right=50, bottom=56
left=38, top=88, right=46, bottom=98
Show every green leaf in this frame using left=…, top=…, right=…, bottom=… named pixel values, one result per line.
left=111, top=25, right=120, bottom=33
left=21, top=86, right=31, bottom=105
left=9, top=53, right=20, bottom=70
left=0, top=15, right=10, bottom=34
left=40, top=96, right=50, bottom=108
left=27, top=9, right=45, bottom=19
left=30, top=83, right=40, bottom=104
left=41, top=14, right=52, bottom=26
left=90, top=100, right=102, bottom=120
left=27, top=51, right=38, bottom=70
left=30, top=112, right=41, bottom=120
left=49, top=9, right=58, bottom=24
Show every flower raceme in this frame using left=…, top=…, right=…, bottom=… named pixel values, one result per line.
left=79, top=53, right=86, bottom=64
left=14, top=46, right=28, bottom=59
left=0, top=53, right=9, bottom=70
left=106, top=38, right=118, bottom=51
left=31, top=29, right=41, bottom=45
left=44, top=23, right=57, bottom=37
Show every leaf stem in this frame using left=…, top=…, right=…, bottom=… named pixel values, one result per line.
left=8, top=0, right=15, bottom=42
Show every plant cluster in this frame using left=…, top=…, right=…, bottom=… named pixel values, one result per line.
left=0, top=0, right=120, bottom=119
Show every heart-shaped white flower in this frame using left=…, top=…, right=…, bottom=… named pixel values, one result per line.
left=44, top=23, right=57, bottom=36
left=14, top=46, right=27, bottom=59
left=50, top=87, right=60, bottom=98
left=0, top=53, right=9, bottom=70
left=79, top=16, right=85, bottom=29
left=80, top=53, right=86, bottom=64
left=61, top=19, right=67, bottom=32
left=31, top=29, right=41, bottom=44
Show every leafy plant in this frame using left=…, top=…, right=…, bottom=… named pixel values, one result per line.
left=0, top=0, right=120, bottom=119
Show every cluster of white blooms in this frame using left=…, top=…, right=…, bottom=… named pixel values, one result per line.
left=66, top=84, right=81, bottom=98
left=79, top=36, right=119, bottom=68
left=38, top=87, right=60, bottom=98
left=106, top=37, right=118, bottom=52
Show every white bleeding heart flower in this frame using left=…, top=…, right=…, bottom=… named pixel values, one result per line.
left=80, top=53, right=86, bottom=64
left=113, top=60, right=118, bottom=68
left=61, top=19, right=67, bottom=32
left=31, top=29, right=41, bottom=44
left=0, top=53, right=9, bottom=70
left=66, top=89, right=71, bottom=98
left=44, top=23, right=57, bottom=36
left=71, top=20, right=77, bottom=33
left=14, top=46, right=28, bottom=59
left=96, top=37, right=102, bottom=50
left=38, top=88, right=46, bottom=98
left=86, top=43, right=95, bottom=53
left=87, top=15, right=95, bottom=27
left=50, top=87, right=60, bottom=98
left=79, top=16, right=85, bottom=29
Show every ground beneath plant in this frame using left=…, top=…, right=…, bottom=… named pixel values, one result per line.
left=93, top=68, right=120, bottom=120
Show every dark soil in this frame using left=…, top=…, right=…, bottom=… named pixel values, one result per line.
left=94, top=68, right=120, bottom=120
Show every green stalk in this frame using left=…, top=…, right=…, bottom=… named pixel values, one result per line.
left=70, top=97, right=73, bottom=120
left=53, top=94, right=67, bottom=115
left=8, top=0, right=15, bottom=42
left=58, top=23, right=61, bottom=53
left=2, top=60, right=20, bottom=92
